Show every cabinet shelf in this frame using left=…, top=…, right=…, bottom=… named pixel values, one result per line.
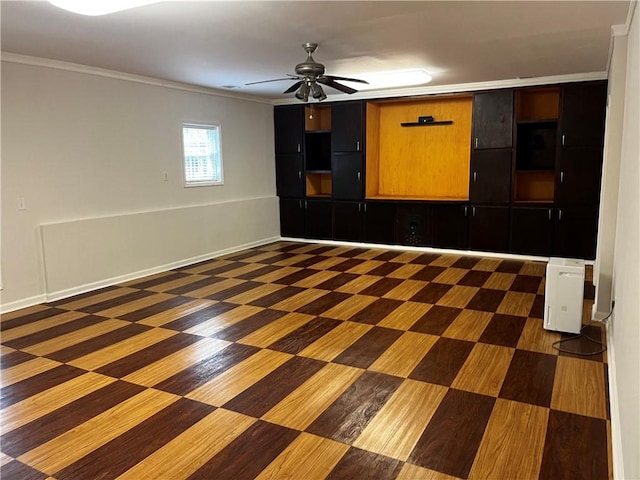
left=517, top=118, right=558, bottom=125
left=306, top=169, right=331, bottom=174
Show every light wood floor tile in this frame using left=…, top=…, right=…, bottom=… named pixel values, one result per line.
left=116, top=408, right=256, bottom=480
left=321, top=294, right=379, bottom=320
left=145, top=274, right=209, bottom=293
left=238, top=312, right=315, bottom=348
left=382, top=280, right=429, bottom=301
left=0, top=311, right=86, bottom=342
left=0, top=304, right=50, bottom=322
left=433, top=268, right=469, bottom=285
left=216, top=262, right=271, bottom=278
left=263, top=363, right=364, bottom=430
left=469, top=398, right=548, bottom=479
left=298, top=321, right=372, bottom=362
left=95, top=293, right=175, bottom=318
left=273, top=254, right=315, bottom=266
left=180, top=259, right=232, bottom=274
left=482, top=272, right=516, bottom=290
left=67, top=328, right=177, bottom=371
left=391, top=251, right=424, bottom=264
left=122, top=338, right=230, bottom=387
left=186, top=349, right=293, bottom=406
left=2, top=372, right=116, bottom=433
left=387, top=263, right=429, bottom=279
left=369, top=332, right=439, bottom=378
left=255, top=432, right=349, bottom=480
left=322, top=246, right=355, bottom=257
left=517, top=318, right=561, bottom=355
left=442, top=310, right=493, bottom=342
left=0, top=356, right=62, bottom=387
left=354, top=249, right=388, bottom=260
left=18, top=388, right=179, bottom=475
left=551, top=356, right=608, bottom=419
left=137, top=299, right=217, bottom=327
left=520, top=262, right=546, bottom=277
left=472, top=258, right=502, bottom=272
left=436, top=285, right=480, bottom=308
left=451, top=343, right=514, bottom=396
left=344, top=260, right=385, bottom=274
left=335, top=275, right=383, bottom=294
left=1, top=345, right=16, bottom=355
left=291, top=270, right=340, bottom=288
left=22, top=319, right=130, bottom=356
left=119, top=270, right=176, bottom=287
left=496, top=291, right=536, bottom=317
left=270, top=289, right=328, bottom=311
left=224, top=283, right=285, bottom=305
left=253, top=266, right=304, bottom=283
left=353, top=379, right=448, bottom=461
left=377, top=302, right=433, bottom=330
left=53, top=288, right=139, bottom=311
left=184, top=305, right=265, bottom=337
left=0, top=452, right=13, bottom=467
left=397, top=463, right=462, bottom=480
left=185, top=278, right=246, bottom=298
left=430, top=255, right=462, bottom=268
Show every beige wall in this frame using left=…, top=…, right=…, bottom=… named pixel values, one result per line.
left=1, top=61, right=279, bottom=310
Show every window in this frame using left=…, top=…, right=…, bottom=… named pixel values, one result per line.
left=182, top=123, right=223, bottom=186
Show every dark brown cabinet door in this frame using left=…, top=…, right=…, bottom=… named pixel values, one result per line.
left=554, top=207, right=598, bottom=260
left=279, top=198, right=305, bottom=238
left=556, top=146, right=603, bottom=207
left=333, top=153, right=364, bottom=200
left=305, top=200, right=333, bottom=239
left=331, top=101, right=364, bottom=152
left=274, top=105, right=304, bottom=154
left=470, top=149, right=512, bottom=204
left=396, top=204, right=430, bottom=246
left=275, top=154, right=304, bottom=198
left=364, top=202, right=396, bottom=244
left=472, top=90, right=514, bottom=149
left=510, top=207, right=553, bottom=256
left=560, top=82, right=607, bottom=148
left=432, top=204, right=469, bottom=250
left=333, top=201, right=365, bottom=241
left=469, top=206, right=510, bottom=253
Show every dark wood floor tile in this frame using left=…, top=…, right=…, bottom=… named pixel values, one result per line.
left=3, top=315, right=108, bottom=350
left=223, top=356, right=326, bottom=418
left=510, top=275, right=542, bottom=293
left=118, top=296, right=192, bottom=322
left=256, top=252, right=297, bottom=265
left=77, top=290, right=154, bottom=314
left=200, top=261, right=247, bottom=276
left=408, top=389, right=496, bottom=478
left=499, top=349, right=557, bottom=407
left=296, top=291, right=353, bottom=316
left=408, top=253, right=441, bottom=265
left=558, top=325, right=605, bottom=362
left=478, top=313, right=527, bottom=348
left=273, top=268, right=318, bottom=285
left=409, top=283, right=453, bottom=304
left=236, top=264, right=282, bottom=280
left=366, top=262, right=404, bottom=277
left=166, top=275, right=227, bottom=295
left=539, top=410, right=608, bottom=480
left=410, top=306, right=462, bottom=335
left=126, top=271, right=190, bottom=289
left=46, top=286, right=120, bottom=306
left=337, top=247, right=369, bottom=258
left=306, top=245, right=335, bottom=255
left=530, top=294, right=545, bottom=318
left=315, top=273, right=360, bottom=291
left=496, top=259, right=525, bottom=274
left=248, top=286, right=305, bottom=308
left=451, top=256, right=482, bottom=269
left=0, top=364, right=86, bottom=409
left=409, top=337, right=475, bottom=386
left=410, top=265, right=447, bottom=282
left=162, top=302, right=237, bottom=331
left=306, top=371, right=403, bottom=444
left=213, top=309, right=289, bottom=342
left=223, top=250, right=264, bottom=262
left=466, top=288, right=507, bottom=312
left=0, top=350, right=38, bottom=368
left=373, top=251, right=402, bottom=262
left=333, top=327, right=403, bottom=369
left=268, top=317, right=342, bottom=354
left=348, top=298, right=404, bottom=325
left=95, top=333, right=202, bottom=378
left=206, top=281, right=263, bottom=301
left=328, top=258, right=367, bottom=272
left=291, top=255, right=327, bottom=268
left=154, top=343, right=259, bottom=396
left=327, top=447, right=403, bottom=480
left=458, top=270, right=492, bottom=287
left=1, top=381, right=145, bottom=457
left=54, top=398, right=215, bottom=480
left=0, top=307, right=68, bottom=331
left=358, top=278, right=404, bottom=298
left=187, top=420, right=299, bottom=480
left=0, top=460, right=48, bottom=480
left=46, top=323, right=152, bottom=363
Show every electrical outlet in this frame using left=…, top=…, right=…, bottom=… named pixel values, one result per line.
left=163, top=171, right=169, bottom=182
left=17, top=197, right=26, bottom=210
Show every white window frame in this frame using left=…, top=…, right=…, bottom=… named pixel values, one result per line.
left=181, top=122, right=224, bottom=187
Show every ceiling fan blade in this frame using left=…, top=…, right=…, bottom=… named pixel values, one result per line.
left=245, top=77, right=299, bottom=86
left=318, top=77, right=358, bottom=94
left=324, top=75, right=369, bottom=85
left=283, top=81, right=304, bottom=94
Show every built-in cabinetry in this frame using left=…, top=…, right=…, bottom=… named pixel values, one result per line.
left=275, top=80, right=606, bottom=259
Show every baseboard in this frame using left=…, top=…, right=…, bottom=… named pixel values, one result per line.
left=0, top=236, right=280, bottom=313
left=606, top=322, right=625, bottom=479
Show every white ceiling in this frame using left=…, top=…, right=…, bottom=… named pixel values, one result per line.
left=0, top=1, right=632, bottom=101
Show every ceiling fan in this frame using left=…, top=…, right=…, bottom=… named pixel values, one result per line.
left=245, top=42, right=368, bottom=101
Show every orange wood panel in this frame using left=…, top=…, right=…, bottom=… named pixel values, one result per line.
left=517, top=88, right=560, bottom=121
left=306, top=173, right=332, bottom=196
left=514, top=171, right=555, bottom=202
left=305, top=105, right=332, bottom=131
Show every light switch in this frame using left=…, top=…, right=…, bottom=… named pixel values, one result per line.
left=17, top=197, right=26, bottom=210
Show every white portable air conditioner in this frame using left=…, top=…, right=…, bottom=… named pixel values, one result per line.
left=543, top=258, right=585, bottom=334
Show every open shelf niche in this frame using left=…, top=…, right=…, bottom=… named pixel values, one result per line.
left=365, top=95, right=473, bottom=201
left=304, top=104, right=332, bottom=197
left=513, top=87, right=560, bottom=203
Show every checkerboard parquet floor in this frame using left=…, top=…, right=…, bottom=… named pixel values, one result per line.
left=1, top=242, right=611, bottom=479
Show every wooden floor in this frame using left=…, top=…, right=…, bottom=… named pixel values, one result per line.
left=1, top=241, right=611, bottom=480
